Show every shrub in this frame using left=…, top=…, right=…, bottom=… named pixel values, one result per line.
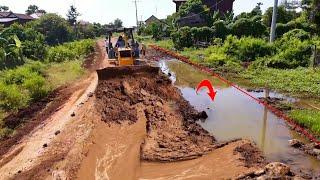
left=0, top=83, right=29, bottom=111
left=0, top=61, right=49, bottom=110
left=191, top=26, right=214, bottom=42
left=23, top=75, right=49, bottom=100
left=212, top=20, right=229, bottom=40
left=222, top=36, right=274, bottom=62
left=253, top=37, right=312, bottom=69
left=230, top=17, right=267, bottom=38
left=282, top=29, right=310, bottom=41
left=47, top=39, right=95, bottom=62
left=171, top=26, right=193, bottom=49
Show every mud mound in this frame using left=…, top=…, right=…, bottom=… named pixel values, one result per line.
left=95, top=66, right=216, bottom=161
left=234, top=141, right=266, bottom=168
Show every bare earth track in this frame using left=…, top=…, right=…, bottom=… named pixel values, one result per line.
left=0, top=40, right=288, bottom=180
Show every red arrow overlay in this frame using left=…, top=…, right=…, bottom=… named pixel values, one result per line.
left=196, top=80, right=217, bottom=101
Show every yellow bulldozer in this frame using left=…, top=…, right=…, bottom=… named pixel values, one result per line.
left=106, top=27, right=143, bottom=66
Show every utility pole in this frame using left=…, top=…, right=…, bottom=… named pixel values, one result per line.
left=133, top=0, right=139, bottom=28
left=270, top=0, right=278, bottom=42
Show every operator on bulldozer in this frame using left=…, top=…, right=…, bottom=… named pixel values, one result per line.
left=115, top=36, right=125, bottom=48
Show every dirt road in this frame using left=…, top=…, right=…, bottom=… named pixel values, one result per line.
left=0, top=40, right=285, bottom=180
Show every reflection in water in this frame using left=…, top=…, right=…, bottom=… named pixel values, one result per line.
left=260, top=89, right=269, bottom=151
left=260, top=106, right=268, bottom=151
left=159, top=59, right=320, bottom=174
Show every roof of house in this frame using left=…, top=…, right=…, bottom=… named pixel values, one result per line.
left=145, top=15, right=159, bottom=23
left=30, top=12, right=45, bottom=19
left=0, top=18, right=18, bottom=23
left=0, top=12, right=34, bottom=20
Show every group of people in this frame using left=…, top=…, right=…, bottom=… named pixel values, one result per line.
left=106, top=35, right=145, bottom=58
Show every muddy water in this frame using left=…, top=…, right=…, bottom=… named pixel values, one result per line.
left=159, top=59, right=320, bottom=174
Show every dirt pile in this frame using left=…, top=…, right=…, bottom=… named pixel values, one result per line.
left=234, top=141, right=266, bottom=168
left=95, top=66, right=216, bottom=161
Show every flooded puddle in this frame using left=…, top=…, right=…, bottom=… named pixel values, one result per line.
left=159, top=59, right=320, bottom=174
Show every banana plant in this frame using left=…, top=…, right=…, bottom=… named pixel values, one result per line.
left=0, top=29, right=23, bottom=68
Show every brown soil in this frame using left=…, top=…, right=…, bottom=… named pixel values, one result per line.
left=95, top=66, right=218, bottom=161
left=234, top=141, right=266, bottom=168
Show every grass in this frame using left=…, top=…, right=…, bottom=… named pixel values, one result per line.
left=45, top=60, right=85, bottom=89
left=241, top=68, right=320, bottom=97
left=289, top=109, right=320, bottom=136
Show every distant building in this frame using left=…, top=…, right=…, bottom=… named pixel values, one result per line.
left=173, top=0, right=234, bottom=14
left=145, top=15, right=162, bottom=26
left=0, top=12, right=34, bottom=27
left=173, top=0, right=187, bottom=12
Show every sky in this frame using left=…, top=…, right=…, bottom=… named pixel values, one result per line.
left=1, top=0, right=275, bottom=26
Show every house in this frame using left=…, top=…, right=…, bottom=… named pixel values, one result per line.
left=0, top=12, right=34, bottom=27
left=145, top=15, right=162, bottom=26
left=176, top=12, right=207, bottom=27
left=173, top=0, right=234, bottom=14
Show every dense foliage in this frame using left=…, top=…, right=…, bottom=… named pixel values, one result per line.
left=30, top=13, right=74, bottom=45
left=47, top=39, right=95, bottom=62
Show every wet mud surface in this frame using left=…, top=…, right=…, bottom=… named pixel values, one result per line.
left=95, top=66, right=220, bottom=161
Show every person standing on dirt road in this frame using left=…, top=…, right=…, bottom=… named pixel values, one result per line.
left=116, top=36, right=125, bottom=48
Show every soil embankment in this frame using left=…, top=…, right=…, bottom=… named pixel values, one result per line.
left=95, top=66, right=217, bottom=161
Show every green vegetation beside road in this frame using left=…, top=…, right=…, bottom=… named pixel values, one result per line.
left=241, top=68, right=320, bottom=97
left=289, top=110, right=320, bottom=136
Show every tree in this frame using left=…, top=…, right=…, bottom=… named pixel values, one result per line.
left=113, top=18, right=123, bottom=28
left=262, top=5, right=296, bottom=27
left=171, top=26, right=193, bottom=49
left=176, top=0, right=211, bottom=26
left=234, top=3, right=262, bottom=20
left=67, top=5, right=80, bottom=26
left=212, top=20, right=229, bottom=40
left=231, top=17, right=267, bottom=37
left=26, top=5, right=39, bottom=15
left=0, top=5, right=9, bottom=12
left=31, top=13, right=74, bottom=45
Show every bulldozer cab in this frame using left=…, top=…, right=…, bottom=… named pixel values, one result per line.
left=106, top=27, right=140, bottom=66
